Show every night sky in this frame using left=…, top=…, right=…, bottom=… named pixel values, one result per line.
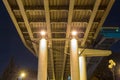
left=0, top=0, right=120, bottom=76
left=0, top=0, right=38, bottom=75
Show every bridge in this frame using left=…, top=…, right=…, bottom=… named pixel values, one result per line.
left=3, top=0, right=115, bottom=80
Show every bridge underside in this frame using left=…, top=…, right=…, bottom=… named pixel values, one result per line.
left=3, top=0, right=115, bottom=80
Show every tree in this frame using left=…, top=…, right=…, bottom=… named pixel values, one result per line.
left=1, top=57, right=19, bottom=80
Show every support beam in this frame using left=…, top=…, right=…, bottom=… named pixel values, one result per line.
left=86, top=37, right=106, bottom=76
left=78, top=48, right=111, bottom=57
left=61, top=0, right=75, bottom=79
left=23, top=31, right=85, bottom=34
left=70, top=39, right=79, bottom=80
left=102, top=27, right=119, bottom=29
left=79, top=56, right=87, bottom=80
left=94, top=37, right=106, bottom=48
left=38, top=38, right=47, bottom=80
left=18, top=21, right=99, bottom=25
left=44, top=0, right=55, bottom=79
left=13, top=7, right=99, bottom=12
left=88, top=38, right=117, bottom=79
left=81, top=0, right=101, bottom=47
left=32, top=38, right=83, bottom=41
left=43, top=0, right=51, bottom=38
left=16, top=0, right=38, bottom=55
left=49, top=48, right=55, bottom=80
left=94, top=0, right=115, bottom=39
left=3, top=0, right=35, bottom=55
left=87, top=57, right=103, bottom=79
left=78, top=48, right=112, bottom=79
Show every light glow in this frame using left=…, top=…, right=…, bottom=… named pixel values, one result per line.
left=40, top=30, right=46, bottom=36
left=78, top=50, right=81, bottom=54
left=71, top=31, right=77, bottom=36
left=20, top=72, right=26, bottom=78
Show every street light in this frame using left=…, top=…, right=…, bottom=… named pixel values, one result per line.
left=108, top=59, right=116, bottom=80
left=40, top=30, right=46, bottom=36
left=18, top=71, right=26, bottom=80
left=71, top=31, right=77, bottom=36
left=20, top=72, right=26, bottom=78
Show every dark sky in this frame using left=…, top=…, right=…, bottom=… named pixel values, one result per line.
left=0, top=0, right=120, bottom=76
left=104, top=0, right=120, bottom=27
left=0, top=0, right=38, bottom=75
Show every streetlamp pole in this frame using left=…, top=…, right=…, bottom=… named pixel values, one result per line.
left=112, top=67, right=115, bottom=80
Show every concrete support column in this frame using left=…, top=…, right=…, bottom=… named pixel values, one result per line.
left=70, top=38, right=79, bottom=80
left=38, top=38, right=47, bottom=80
left=79, top=55, right=87, bottom=80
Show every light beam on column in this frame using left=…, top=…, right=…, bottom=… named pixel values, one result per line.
left=70, top=38, right=79, bottom=80
left=38, top=38, right=47, bottom=80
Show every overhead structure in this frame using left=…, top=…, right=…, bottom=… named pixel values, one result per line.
left=3, top=0, right=114, bottom=80
left=78, top=48, right=111, bottom=80
left=87, top=27, right=120, bottom=79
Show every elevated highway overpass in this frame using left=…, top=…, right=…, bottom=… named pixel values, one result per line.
left=3, top=0, right=115, bottom=80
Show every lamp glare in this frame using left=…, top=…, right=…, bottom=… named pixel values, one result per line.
left=72, top=31, right=77, bottom=36
left=20, top=72, right=26, bottom=78
left=40, top=31, right=46, bottom=36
